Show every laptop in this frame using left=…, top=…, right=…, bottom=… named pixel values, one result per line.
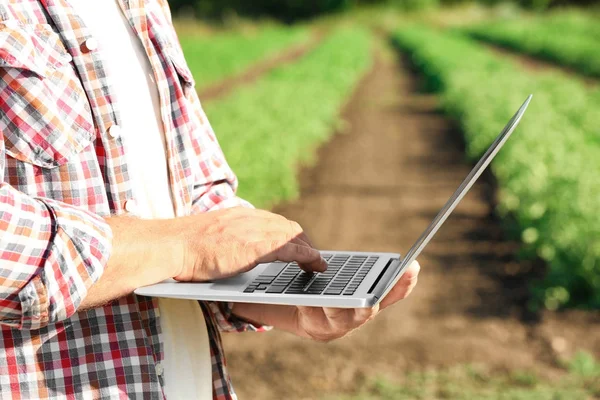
left=135, top=95, right=532, bottom=308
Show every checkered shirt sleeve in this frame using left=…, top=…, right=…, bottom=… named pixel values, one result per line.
left=0, top=136, right=112, bottom=331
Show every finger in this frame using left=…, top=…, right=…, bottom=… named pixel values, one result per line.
left=379, top=260, right=420, bottom=310
left=263, top=242, right=327, bottom=272
left=351, top=304, right=379, bottom=326
left=295, top=230, right=314, bottom=248
left=323, top=305, right=379, bottom=332
left=289, top=237, right=325, bottom=272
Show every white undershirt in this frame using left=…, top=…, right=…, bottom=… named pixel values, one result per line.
left=68, top=1, right=212, bottom=398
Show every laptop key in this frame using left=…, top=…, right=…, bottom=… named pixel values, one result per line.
left=285, top=288, right=309, bottom=294
left=331, top=257, right=349, bottom=263
left=308, top=283, right=328, bottom=289
left=332, top=284, right=351, bottom=290
left=332, top=277, right=351, bottom=282
left=324, top=288, right=344, bottom=295
left=266, top=285, right=288, bottom=294
left=312, top=278, right=332, bottom=286
left=253, top=276, right=275, bottom=284
left=306, top=286, right=325, bottom=294
left=329, top=285, right=349, bottom=291
left=262, top=262, right=288, bottom=277
left=273, top=279, right=293, bottom=286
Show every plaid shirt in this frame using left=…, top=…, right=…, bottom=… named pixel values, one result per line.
left=0, top=1, right=266, bottom=398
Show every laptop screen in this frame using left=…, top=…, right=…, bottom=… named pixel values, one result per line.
left=377, top=95, right=532, bottom=302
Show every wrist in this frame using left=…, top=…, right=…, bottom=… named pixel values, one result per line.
left=230, top=303, right=267, bottom=326
left=231, top=303, right=303, bottom=336
left=107, top=217, right=183, bottom=287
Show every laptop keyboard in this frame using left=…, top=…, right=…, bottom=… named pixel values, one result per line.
left=243, top=255, right=379, bottom=296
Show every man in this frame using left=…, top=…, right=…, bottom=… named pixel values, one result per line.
left=0, top=0, right=420, bottom=399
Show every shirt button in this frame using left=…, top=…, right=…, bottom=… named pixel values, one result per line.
left=155, top=363, right=164, bottom=376
left=108, top=125, right=121, bottom=139
left=83, top=37, right=98, bottom=52
left=124, top=199, right=138, bottom=214
left=64, top=53, right=73, bottom=63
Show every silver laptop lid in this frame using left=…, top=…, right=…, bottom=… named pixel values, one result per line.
left=377, top=95, right=532, bottom=302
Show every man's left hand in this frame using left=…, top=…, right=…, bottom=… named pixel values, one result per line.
left=294, top=260, right=420, bottom=342
left=231, top=260, right=420, bottom=340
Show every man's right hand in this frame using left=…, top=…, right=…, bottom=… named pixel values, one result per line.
left=81, top=207, right=325, bottom=309
left=173, top=207, right=327, bottom=282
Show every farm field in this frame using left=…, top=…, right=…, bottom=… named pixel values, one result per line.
left=467, top=10, right=600, bottom=77
left=203, top=27, right=372, bottom=208
left=178, top=25, right=310, bottom=90
left=175, top=7, right=600, bottom=400
left=333, top=353, right=600, bottom=400
left=393, top=25, right=600, bottom=310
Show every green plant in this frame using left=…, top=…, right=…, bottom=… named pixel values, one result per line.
left=205, top=27, right=372, bottom=208
left=179, top=26, right=309, bottom=90
left=510, top=370, right=539, bottom=387
left=393, top=25, right=600, bottom=309
left=330, top=364, right=596, bottom=399
left=567, top=351, right=600, bottom=378
left=387, top=0, right=440, bottom=11
left=466, top=10, right=600, bottom=77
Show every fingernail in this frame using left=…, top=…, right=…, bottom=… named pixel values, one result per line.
left=320, top=257, right=328, bottom=272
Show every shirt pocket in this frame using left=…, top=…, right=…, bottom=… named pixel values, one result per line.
left=0, top=22, right=95, bottom=169
left=166, top=44, right=196, bottom=98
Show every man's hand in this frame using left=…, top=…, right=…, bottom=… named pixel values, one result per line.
left=296, top=261, right=420, bottom=342
left=81, top=208, right=325, bottom=309
left=231, top=260, right=420, bottom=341
left=174, top=207, right=327, bottom=281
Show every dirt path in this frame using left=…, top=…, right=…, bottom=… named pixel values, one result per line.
left=199, top=32, right=323, bottom=101
left=222, top=40, right=600, bottom=400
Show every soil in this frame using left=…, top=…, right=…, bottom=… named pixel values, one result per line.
left=198, top=32, right=323, bottom=101
left=221, top=41, right=600, bottom=400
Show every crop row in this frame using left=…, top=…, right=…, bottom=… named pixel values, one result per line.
left=393, top=25, right=600, bottom=309
left=204, top=27, right=372, bottom=209
left=467, top=10, right=600, bottom=77
left=180, top=26, right=310, bottom=90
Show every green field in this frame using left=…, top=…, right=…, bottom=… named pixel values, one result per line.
left=393, top=25, right=600, bottom=309
left=180, top=26, right=310, bottom=90
left=174, top=6, right=600, bottom=399
left=333, top=352, right=600, bottom=400
left=467, top=10, right=600, bottom=77
left=204, top=27, right=372, bottom=208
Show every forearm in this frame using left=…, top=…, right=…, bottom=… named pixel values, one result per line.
left=231, top=302, right=308, bottom=338
left=80, top=217, right=182, bottom=309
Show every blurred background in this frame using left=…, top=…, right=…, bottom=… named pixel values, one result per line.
left=168, top=1, right=600, bottom=398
